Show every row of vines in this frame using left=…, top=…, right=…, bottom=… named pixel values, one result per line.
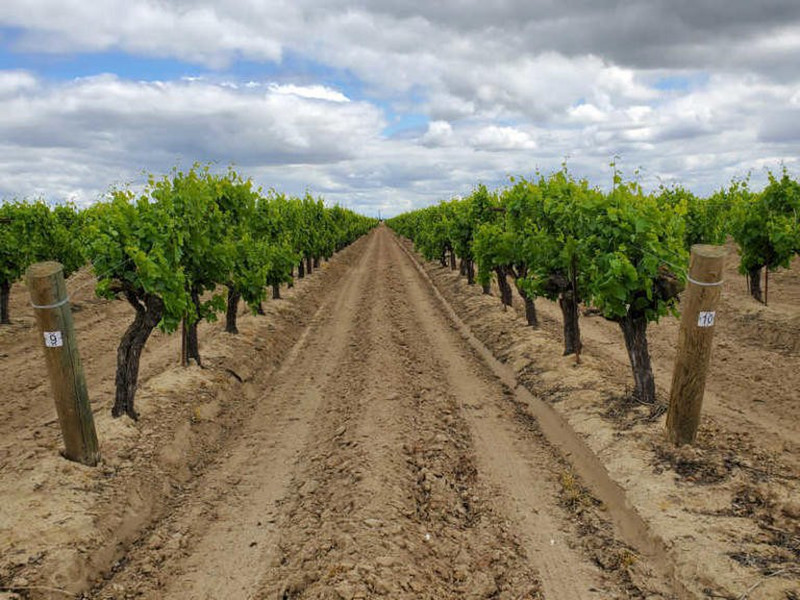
left=387, top=168, right=800, bottom=405
left=1, top=165, right=376, bottom=419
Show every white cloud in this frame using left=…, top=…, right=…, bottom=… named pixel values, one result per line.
left=0, top=73, right=385, bottom=204
left=0, top=70, right=37, bottom=97
left=0, top=1, right=287, bottom=66
left=0, top=3, right=799, bottom=215
left=420, top=120, right=455, bottom=147
left=267, top=83, right=350, bottom=103
left=469, top=126, right=537, bottom=151
left=568, top=103, right=607, bottom=124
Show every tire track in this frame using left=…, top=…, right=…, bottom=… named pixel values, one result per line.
left=88, top=232, right=380, bottom=600
left=257, top=226, right=542, bottom=599
left=391, top=230, right=688, bottom=599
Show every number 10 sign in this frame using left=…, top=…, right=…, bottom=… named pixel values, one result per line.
left=697, top=311, right=716, bottom=328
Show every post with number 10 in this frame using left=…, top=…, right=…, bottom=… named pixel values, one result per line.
left=666, top=244, right=728, bottom=446
left=27, top=261, right=100, bottom=466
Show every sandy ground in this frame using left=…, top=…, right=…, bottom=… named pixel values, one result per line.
left=412, top=239, right=799, bottom=600
left=0, top=226, right=797, bottom=599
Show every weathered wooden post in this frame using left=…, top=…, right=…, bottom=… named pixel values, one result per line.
left=27, top=261, right=100, bottom=466
left=666, top=245, right=727, bottom=446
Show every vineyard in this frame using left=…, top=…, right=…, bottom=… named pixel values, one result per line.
left=387, top=168, right=800, bottom=408
left=1, top=165, right=375, bottom=422
left=0, top=167, right=799, bottom=599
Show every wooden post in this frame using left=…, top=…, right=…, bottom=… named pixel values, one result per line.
left=27, top=261, right=100, bottom=466
left=666, top=245, right=727, bottom=446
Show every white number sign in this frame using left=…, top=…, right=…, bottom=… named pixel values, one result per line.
left=44, top=331, right=63, bottom=347
left=697, top=311, right=716, bottom=328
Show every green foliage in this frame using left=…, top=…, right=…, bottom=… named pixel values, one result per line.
left=213, top=169, right=268, bottom=310
left=1, top=199, right=86, bottom=291
left=730, top=169, right=800, bottom=273
left=658, top=185, right=730, bottom=248
left=473, top=221, right=515, bottom=285
left=87, top=165, right=377, bottom=331
left=390, top=168, right=688, bottom=325
left=582, top=179, right=687, bottom=322
left=507, top=171, right=599, bottom=302
left=416, top=202, right=454, bottom=263
left=253, top=191, right=301, bottom=290
left=1, top=201, right=38, bottom=290
left=87, top=187, right=192, bottom=332
left=450, top=184, right=496, bottom=262
left=150, top=166, right=233, bottom=327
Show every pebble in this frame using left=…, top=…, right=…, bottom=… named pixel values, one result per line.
left=375, top=555, right=396, bottom=567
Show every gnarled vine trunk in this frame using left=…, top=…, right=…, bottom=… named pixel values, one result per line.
left=449, top=248, right=457, bottom=270
left=182, top=288, right=202, bottom=367
left=748, top=266, right=763, bottom=303
left=513, top=278, right=538, bottom=327
left=114, top=292, right=164, bottom=420
left=297, top=259, right=305, bottom=279
left=272, top=282, right=281, bottom=299
left=466, top=259, right=475, bottom=285
left=510, top=264, right=536, bottom=326
left=0, top=280, right=10, bottom=324
left=481, top=281, right=491, bottom=294
left=494, top=266, right=513, bottom=307
left=225, top=287, right=240, bottom=334
left=618, top=312, right=655, bottom=404
left=306, top=256, right=313, bottom=275
left=558, top=290, right=581, bottom=355
left=313, top=256, right=320, bottom=269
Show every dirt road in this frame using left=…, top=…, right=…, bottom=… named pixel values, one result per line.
left=80, top=226, right=674, bottom=599
left=10, top=224, right=792, bottom=598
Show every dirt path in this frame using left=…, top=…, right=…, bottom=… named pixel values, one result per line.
left=83, top=226, right=679, bottom=599
left=0, top=236, right=373, bottom=597
left=412, top=242, right=799, bottom=599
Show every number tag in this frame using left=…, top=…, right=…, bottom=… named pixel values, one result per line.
left=697, top=311, right=716, bottom=328
left=44, top=331, right=63, bottom=347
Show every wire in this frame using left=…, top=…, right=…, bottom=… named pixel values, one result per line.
left=625, top=241, right=689, bottom=279
left=67, top=255, right=133, bottom=297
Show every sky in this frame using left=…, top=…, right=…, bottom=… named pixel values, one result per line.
left=0, top=1, right=799, bottom=217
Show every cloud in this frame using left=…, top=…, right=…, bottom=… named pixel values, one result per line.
left=420, top=120, right=455, bottom=147
left=568, top=103, right=608, bottom=124
left=469, top=126, right=537, bottom=151
left=0, top=2, right=798, bottom=215
left=0, top=1, right=287, bottom=67
left=267, top=83, right=350, bottom=103
left=0, top=72, right=385, bottom=203
left=4, top=1, right=799, bottom=77
left=0, top=70, right=37, bottom=97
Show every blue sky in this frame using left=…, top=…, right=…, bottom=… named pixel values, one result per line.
left=0, top=1, right=799, bottom=216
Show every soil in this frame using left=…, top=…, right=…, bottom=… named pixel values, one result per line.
left=0, top=227, right=797, bottom=600
left=415, top=240, right=799, bottom=600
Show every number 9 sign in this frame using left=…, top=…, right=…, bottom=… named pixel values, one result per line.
left=44, top=331, right=64, bottom=347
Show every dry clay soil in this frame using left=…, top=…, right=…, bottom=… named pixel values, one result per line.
left=0, top=226, right=798, bottom=600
